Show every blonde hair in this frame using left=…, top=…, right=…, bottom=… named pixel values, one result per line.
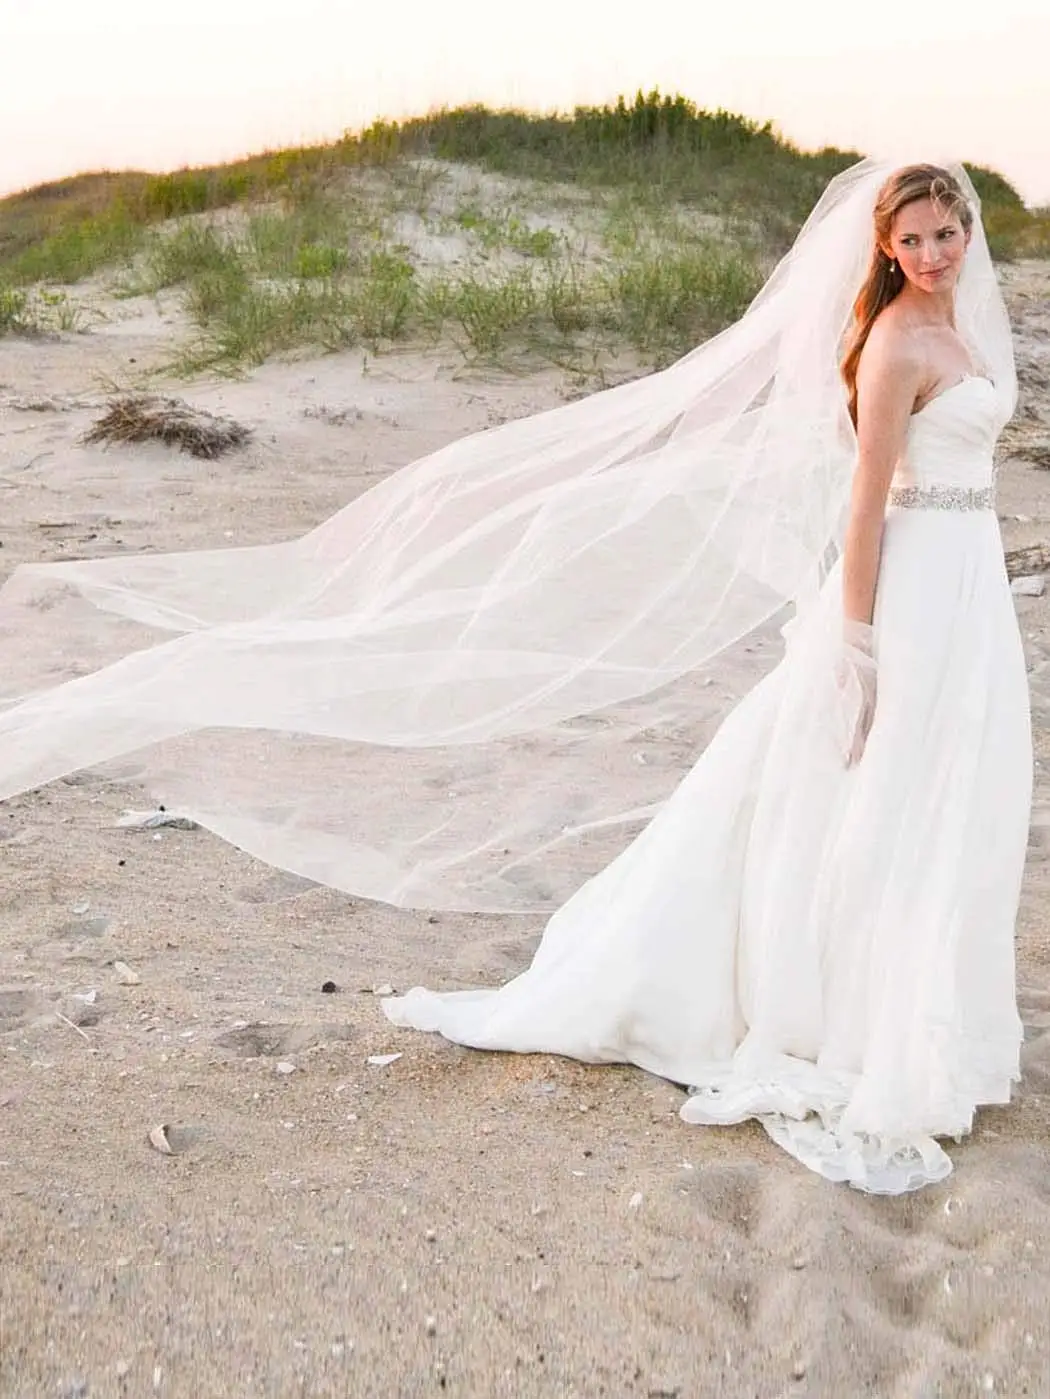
left=840, top=164, right=974, bottom=426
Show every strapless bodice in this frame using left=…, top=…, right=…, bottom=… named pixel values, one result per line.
left=891, top=375, right=1001, bottom=495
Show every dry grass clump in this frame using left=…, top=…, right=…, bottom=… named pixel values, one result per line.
left=84, top=394, right=251, bottom=459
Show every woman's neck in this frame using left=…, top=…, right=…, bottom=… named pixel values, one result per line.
left=895, top=281, right=957, bottom=329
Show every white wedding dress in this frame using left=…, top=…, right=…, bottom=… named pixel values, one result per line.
left=385, top=374, right=1033, bottom=1194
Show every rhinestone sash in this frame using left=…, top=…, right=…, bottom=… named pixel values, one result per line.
left=888, top=483, right=995, bottom=512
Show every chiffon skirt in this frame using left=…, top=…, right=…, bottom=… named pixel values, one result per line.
left=384, top=503, right=1033, bottom=1193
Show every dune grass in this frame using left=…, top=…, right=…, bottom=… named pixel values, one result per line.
left=157, top=228, right=762, bottom=374
left=1, top=90, right=1046, bottom=371
left=0, top=284, right=88, bottom=335
left=144, top=185, right=764, bottom=374
left=0, top=285, right=30, bottom=334
left=983, top=204, right=1050, bottom=261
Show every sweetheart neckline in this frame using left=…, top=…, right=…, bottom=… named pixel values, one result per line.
left=911, top=373, right=995, bottom=420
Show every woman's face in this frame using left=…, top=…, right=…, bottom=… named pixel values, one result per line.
left=885, top=196, right=971, bottom=294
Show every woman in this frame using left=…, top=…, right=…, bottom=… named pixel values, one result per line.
left=0, top=161, right=1030, bottom=1192
left=383, top=163, right=1032, bottom=1193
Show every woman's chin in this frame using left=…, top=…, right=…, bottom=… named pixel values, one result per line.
left=906, top=270, right=958, bottom=295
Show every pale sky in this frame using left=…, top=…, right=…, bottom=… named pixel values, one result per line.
left=3, top=1, right=1048, bottom=205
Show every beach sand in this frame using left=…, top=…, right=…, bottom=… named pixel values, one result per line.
left=2, top=261, right=1050, bottom=1398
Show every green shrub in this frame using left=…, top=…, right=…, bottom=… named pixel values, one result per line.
left=437, top=266, right=540, bottom=356
left=350, top=251, right=416, bottom=343
left=181, top=280, right=338, bottom=370
left=146, top=223, right=233, bottom=289
left=607, top=242, right=763, bottom=361
left=0, top=284, right=29, bottom=333
left=4, top=209, right=142, bottom=284
left=983, top=204, right=1050, bottom=261
left=292, top=243, right=349, bottom=279
left=184, top=248, right=252, bottom=325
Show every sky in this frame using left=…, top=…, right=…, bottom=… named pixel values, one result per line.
left=3, top=1, right=1048, bottom=206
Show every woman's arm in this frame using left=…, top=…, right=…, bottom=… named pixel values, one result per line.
left=842, top=329, right=925, bottom=625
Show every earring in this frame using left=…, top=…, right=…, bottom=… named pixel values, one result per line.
left=889, top=258, right=897, bottom=275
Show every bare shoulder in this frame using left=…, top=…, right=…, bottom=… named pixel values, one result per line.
left=855, top=307, right=927, bottom=421
left=858, top=305, right=924, bottom=390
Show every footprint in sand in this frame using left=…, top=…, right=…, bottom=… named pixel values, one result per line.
left=0, top=987, right=46, bottom=1033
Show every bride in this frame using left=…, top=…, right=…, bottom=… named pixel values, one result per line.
left=0, top=159, right=1030, bottom=1193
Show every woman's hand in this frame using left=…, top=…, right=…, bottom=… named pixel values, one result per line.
left=834, top=619, right=878, bottom=767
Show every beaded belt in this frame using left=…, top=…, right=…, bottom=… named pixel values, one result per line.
left=888, top=483, right=995, bottom=512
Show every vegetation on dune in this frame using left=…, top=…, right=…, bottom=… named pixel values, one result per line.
left=1, top=91, right=1046, bottom=371
left=0, top=284, right=29, bottom=334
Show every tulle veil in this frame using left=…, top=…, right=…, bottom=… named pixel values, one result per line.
left=0, top=156, right=1016, bottom=912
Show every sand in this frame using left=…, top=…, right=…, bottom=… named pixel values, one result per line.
left=2, top=259, right=1050, bottom=1399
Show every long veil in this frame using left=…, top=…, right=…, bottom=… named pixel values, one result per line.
left=0, top=158, right=1015, bottom=912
